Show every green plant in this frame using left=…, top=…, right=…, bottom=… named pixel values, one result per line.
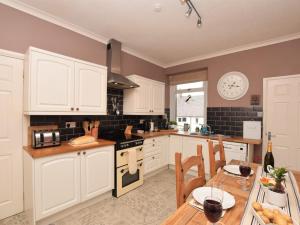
left=268, top=167, right=288, bottom=193
left=169, top=121, right=177, bottom=125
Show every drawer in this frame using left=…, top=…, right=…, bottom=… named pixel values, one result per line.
left=144, top=144, right=160, bottom=158
left=144, top=153, right=161, bottom=174
left=144, top=138, right=157, bottom=145
left=116, top=146, right=143, bottom=167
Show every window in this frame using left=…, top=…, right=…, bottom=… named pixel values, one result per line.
left=174, top=81, right=207, bottom=132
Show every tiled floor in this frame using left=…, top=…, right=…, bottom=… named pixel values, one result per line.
left=0, top=169, right=176, bottom=225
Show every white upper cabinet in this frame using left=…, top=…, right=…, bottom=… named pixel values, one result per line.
left=123, top=75, right=165, bottom=115
left=24, top=47, right=107, bottom=115
left=75, top=62, right=107, bottom=114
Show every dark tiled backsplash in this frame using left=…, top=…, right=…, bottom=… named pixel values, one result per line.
left=30, top=88, right=169, bottom=141
left=207, top=107, right=263, bottom=136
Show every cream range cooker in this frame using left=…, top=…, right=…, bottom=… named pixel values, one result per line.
left=101, top=129, right=144, bottom=197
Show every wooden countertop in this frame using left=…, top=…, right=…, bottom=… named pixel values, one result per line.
left=135, top=131, right=262, bottom=145
left=24, top=139, right=116, bottom=159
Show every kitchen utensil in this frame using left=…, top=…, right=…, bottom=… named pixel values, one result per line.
left=223, top=165, right=254, bottom=176
left=192, top=187, right=235, bottom=209
left=183, top=123, right=190, bottom=132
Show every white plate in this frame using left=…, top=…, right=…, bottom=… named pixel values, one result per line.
left=192, top=187, right=235, bottom=209
left=251, top=203, right=299, bottom=225
left=223, top=165, right=254, bottom=176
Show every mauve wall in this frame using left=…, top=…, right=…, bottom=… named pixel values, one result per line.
left=165, top=38, right=300, bottom=107
left=0, top=3, right=167, bottom=104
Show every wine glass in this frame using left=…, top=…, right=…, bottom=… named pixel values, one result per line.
left=239, top=159, right=251, bottom=191
left=203, top=183, right=223, bottom=225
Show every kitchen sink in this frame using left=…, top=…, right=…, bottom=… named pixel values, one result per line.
left=188, top=133, right=231, bottom=139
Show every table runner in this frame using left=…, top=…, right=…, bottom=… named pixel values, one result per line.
left=241, top=166, right=300, bottom=225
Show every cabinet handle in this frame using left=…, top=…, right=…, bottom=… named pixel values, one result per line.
left=83, top=152, right=86, bottom=155
left=76, top=107, right=79, bottom=111
left=149, top=110, right=151, bottom=112
left=77, top=152, right=81, bottom=156
left=152, top=144, right=155, bottom=147
left=71, top=107, right=74, bottom=111
left=152, top=156, right=155, bottom=160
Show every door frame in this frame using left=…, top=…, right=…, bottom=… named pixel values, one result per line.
left=262, top=74, right=300, bottom=160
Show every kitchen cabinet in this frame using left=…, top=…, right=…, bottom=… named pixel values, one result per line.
left=182, top=137, right=209, bottom=173
left=24, top=47, right=107, bottom=115
left=34, top=152, right=81, bottom=220
left=81, top=147, right=114, bottom=201
left=169, top=135, right=183, bottom=165
left=143, top=136, right=169, bottom=175
left=24, top=146, right=114, bottom=221
left=123, top=75, right=165, bottom=115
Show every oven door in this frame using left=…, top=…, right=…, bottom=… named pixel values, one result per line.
left=116, top=161, right=144, bottom=197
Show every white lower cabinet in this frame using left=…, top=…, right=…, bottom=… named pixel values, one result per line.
left=169, top=135, right=183, bottom=165
left=25, top=146, right=114, bottom=221
left=80, top=147, right=114, bottom=202
left=182, top=137, right=209, bottom=174
left=144, top=136, right=169, bottom=175
left=35, top=152, right=81, bottom=220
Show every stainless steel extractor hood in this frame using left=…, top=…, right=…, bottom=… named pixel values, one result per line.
left=106, top=39, right=139, bottom=89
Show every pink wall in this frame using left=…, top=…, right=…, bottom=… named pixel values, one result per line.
left=0, top=3, right=167, bottom=104
left=166, top=38, right=300, bottom=107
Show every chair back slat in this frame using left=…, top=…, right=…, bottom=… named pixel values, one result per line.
left=208, top=136, right=226, bottom=177
left=175, top=144, right=206, bottom=208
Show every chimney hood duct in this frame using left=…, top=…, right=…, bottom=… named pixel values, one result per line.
left=106, top=39, right=139, bottom=89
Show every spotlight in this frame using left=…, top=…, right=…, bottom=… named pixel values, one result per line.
left=185, top=6, right=192, bottom=17
left=197, top=18, right=202, bottom=27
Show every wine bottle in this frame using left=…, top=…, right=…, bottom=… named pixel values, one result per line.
left=264, top=132, right=275, bottom=173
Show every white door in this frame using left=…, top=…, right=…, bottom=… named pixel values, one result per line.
left=169, top=135, right=183, bottom=165
left=30, top=51, right=75, bottom=112
left=151, top=82, right=165, bottom=115
left=0, top=55, right=23, bottom=220
left=264, top=75, right=300, bottom=170
left=133, top=77, right=151, bottom=113
left=34, top=152, right=81, bottom=220
left=81, top=147, right=114, bottom=202
left=74, top=62, right=107, bottom=114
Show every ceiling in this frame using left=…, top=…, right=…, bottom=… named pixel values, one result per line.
left=3, top=0, right=300, bottom=67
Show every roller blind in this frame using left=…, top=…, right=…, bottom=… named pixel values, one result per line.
left=169, top=69, right=208, bottom=85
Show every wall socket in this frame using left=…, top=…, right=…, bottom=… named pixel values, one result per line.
left=65, top=122, right=76, bottom=128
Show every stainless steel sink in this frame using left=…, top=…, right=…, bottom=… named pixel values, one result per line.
left=189, top=132, right=202, bottom=136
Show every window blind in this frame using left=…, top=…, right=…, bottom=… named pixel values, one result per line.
left=168, top=69, right=208, bottom=85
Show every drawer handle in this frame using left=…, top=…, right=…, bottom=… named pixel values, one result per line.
left=77, top=152, right=81, bottom=156
left=152, top=144, right=155, bottom=147
left=71, top=107, right=74, bottom=111
left=76, top=107, right=79, bottom=111
left=152, top=156, right=155, bottom=160
left=83, top=152, right=86, bottom=155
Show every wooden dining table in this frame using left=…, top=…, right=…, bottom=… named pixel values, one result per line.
left=161, top=160, right=300, bottom=225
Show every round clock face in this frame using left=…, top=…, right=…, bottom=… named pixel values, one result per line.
left=217, top=72, right=249, bottom=100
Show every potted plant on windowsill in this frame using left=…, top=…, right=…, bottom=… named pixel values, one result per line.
left=169, top=121, right=177, bottom=130
left=266, top=166, right=288, bottom=207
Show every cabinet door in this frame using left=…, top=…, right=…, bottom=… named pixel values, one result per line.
left=151, top=82, right=165, bottom=115
left=182, top=137, right=208, bottom=172
left=30, top=51, right=75, bottom=112
left=34, top=152, right=80, bottom=220
left=132, top=77, right=151, bottom=113
left=75, top=62, right=107, bottom=114
left=144, top=153, right=161, bottom=175
left=156, top=136, right=169, bottom=166
left=169, top=135, right=183, bottom=165
left=81, top=147, right=114, bottom=202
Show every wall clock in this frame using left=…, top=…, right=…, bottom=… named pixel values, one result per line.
left=217, top=71, right=249, bottom=100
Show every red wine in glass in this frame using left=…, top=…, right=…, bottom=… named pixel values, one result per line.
left=239, top=165, right=251, bottom=177
left=204, top=196, right=223, bottom=224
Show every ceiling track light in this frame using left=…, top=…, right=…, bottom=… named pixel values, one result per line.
left=181, top=0, right=202, bottom=27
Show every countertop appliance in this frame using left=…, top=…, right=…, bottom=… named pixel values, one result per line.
left=243, top=121, right=261, bottom=140
left=32, top=129, right=60, bottom=148
left=100, top=128, right=144, bottom=197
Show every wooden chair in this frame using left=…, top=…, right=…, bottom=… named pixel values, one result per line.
left=175, top=144, right=206, bottom=208
left=208, top=136, right=226, bottom=177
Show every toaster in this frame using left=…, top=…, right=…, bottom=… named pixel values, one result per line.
left=32, top=130, right=61, bottom=148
